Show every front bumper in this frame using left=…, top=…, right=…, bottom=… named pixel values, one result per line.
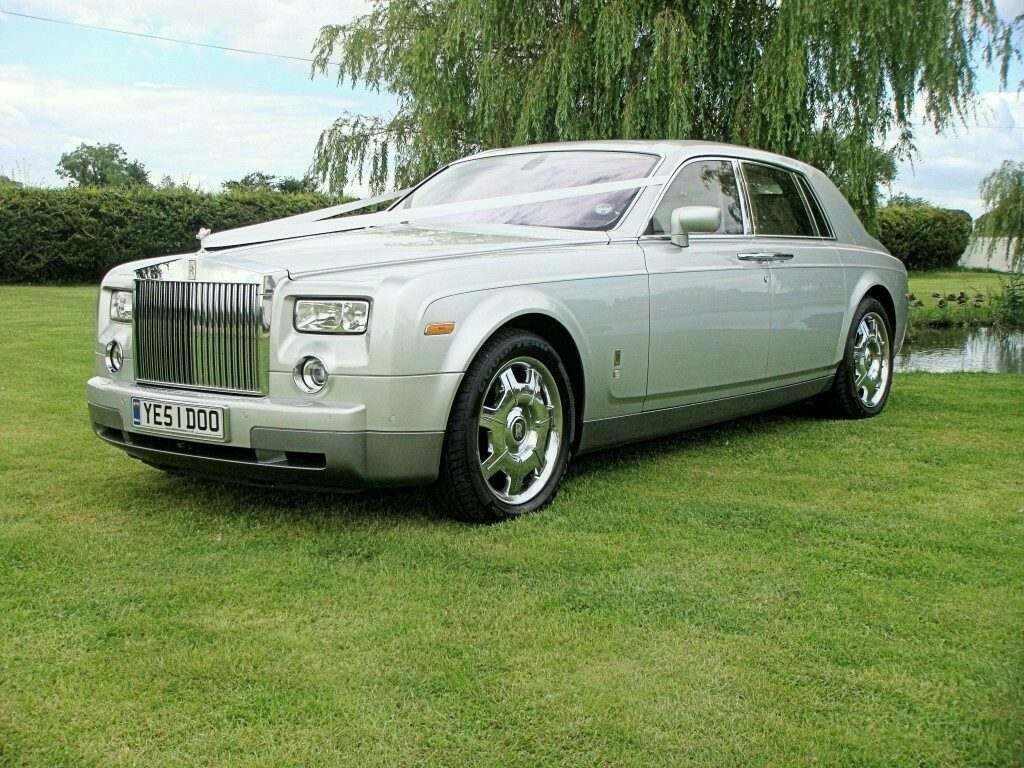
left=86, top=373, right=459, bottom=488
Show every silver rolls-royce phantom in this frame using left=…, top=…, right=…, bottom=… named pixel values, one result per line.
left=87, top=141, right=907, bottom=521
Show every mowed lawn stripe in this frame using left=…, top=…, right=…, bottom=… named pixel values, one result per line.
left=0, top=286, right=1021, bottom=767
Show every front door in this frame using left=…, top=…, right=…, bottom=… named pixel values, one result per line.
left=641, top=159, right=772, bottom=410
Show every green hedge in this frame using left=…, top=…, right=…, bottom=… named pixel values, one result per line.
left=0, top=187, right=342, bottom=284
left=877, top=204, right=972, bottom=271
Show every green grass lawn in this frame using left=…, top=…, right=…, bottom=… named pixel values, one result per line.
left=908, top=269, right=1005, bottom=301
left=1, top=286, right=1022, bottom=767
left=907, top=269, right=1010, bottom=328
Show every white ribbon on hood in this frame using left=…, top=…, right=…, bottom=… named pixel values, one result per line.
left=201, top=174, right=672, bottom=250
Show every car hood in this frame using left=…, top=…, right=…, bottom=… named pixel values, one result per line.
left=198, top=223, right=610, bottom=280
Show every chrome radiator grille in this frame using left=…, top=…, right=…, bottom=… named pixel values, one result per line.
left=133, top=279, right=266, bottom=395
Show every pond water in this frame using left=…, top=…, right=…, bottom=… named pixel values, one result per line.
left=896, top=326, right=1024, bottom=374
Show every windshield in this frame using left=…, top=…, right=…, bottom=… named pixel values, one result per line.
left=396, top=150, right=660, bottom=231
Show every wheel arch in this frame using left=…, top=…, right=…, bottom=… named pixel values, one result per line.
left=862, top=284, right=896, bottom=331
left=430, top=308, right=585, bottom=521
left=493, top=313, right=586, bottom=452
left=426, top=287, right=591, bottom=454
left=837, top=269, right=908, bottom=361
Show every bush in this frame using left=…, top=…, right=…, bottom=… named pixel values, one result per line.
left=876, top=204, right=972, bottom=271
left=0, top=187, right=343, bottom=284
left=993, top=274, right=1024, bottom=326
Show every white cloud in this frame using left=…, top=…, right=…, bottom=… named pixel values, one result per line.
left=3, top=1, right=1021, bottom=207
left=889, top=91, right=1024, bottom=216
left=3, top=0, right=371, bottom=66
left=0, top=65, right=356, bottom=189
left=995, top=0, right=1023, bottom=19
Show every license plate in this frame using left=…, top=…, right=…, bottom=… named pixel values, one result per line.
left=131, top=398, right=226, bottom=441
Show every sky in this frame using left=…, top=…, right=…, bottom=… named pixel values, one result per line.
left=0, top=0, right=1022, bottom=214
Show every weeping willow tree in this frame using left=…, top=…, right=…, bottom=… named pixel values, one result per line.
left=976, top=160, right=1024, bottom=272
left=309, top=0, right=1019, bottom=224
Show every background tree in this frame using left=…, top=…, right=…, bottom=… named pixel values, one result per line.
left=56, top=143, right=150, bottom=188
left=975, top=160, right=1024, bottom=272
left=158, top=175, right=199, bottom=191
left=275, top=175, right=320, bottom=194
left=310, top=0, right=1020, bottom=225
left=223, top=172, right=319, bottom=193
left=0, top=174, right=23, bottom=189
left=223, top=171, right=278, bottom=192
left=887, top=193, right=931, bottom=208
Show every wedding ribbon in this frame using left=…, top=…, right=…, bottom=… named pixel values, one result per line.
left=202, top=174, right=671, bottom=250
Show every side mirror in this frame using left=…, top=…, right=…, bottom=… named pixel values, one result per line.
left=670, top=205, right=722, bottom=247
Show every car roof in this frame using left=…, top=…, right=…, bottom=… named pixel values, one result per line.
left=468, top=140, right=817, bottom=175
left=440, top=140, right=885, bottom=249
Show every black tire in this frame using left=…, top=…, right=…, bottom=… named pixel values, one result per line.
left=822, top=296, right=894, bottom=419
left=434, top=329, right=575, bottom=523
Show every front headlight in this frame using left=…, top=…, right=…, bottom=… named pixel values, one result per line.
left=294, top=299, right=369, bottom=334
left=109, top=290, right=133, bottom=322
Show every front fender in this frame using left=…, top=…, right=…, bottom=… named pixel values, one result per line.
left=424, top=287, right=594, bottom=377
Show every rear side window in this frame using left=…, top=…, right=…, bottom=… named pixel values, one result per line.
left=742, top=162, right=816, bottom=237
left=649, top=160, right=744, bottom=235
left=796, top=175, right=833, bottom=238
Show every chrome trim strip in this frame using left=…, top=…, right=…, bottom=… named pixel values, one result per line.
left=577, top=375, right=835, bottom=454
left=732, top=158, right=753, bottom=234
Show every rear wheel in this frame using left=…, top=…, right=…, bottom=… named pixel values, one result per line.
left=822, top=297, right=894, bottom=419
left=435, top=330, right=574, bottom=522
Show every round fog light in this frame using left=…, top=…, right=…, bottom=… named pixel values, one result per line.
left=105, top=340, right=123, bottom=373
left=295, top=356, right=328, bottom=393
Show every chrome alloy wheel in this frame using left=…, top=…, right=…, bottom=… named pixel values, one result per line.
left=853, top=311, right=891, bottom=408
left=477, top=356, right=564, bottom=505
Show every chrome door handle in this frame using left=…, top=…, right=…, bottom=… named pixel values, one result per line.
left=737, top=252, right=794, bottom=262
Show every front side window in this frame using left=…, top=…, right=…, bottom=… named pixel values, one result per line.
left=742, top=162, right=816, bottom=237
left=396, top=151, right=660, bottom=231
left=649, top=160, right=744, bottom=235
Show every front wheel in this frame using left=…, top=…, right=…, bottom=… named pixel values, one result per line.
left=822, top=297, right=894, bottom=419
left=435, top=330, right=575, bottom=523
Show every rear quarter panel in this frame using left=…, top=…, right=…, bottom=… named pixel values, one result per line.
left=806, top=168, right=908, bottom=356
left=835, top=246, right=909, bottom=357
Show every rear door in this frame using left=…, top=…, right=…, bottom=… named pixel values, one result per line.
left=739, top=161, right=847, bottom=383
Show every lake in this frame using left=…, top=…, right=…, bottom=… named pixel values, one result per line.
left=896, top=326, right=1024, bottom=374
